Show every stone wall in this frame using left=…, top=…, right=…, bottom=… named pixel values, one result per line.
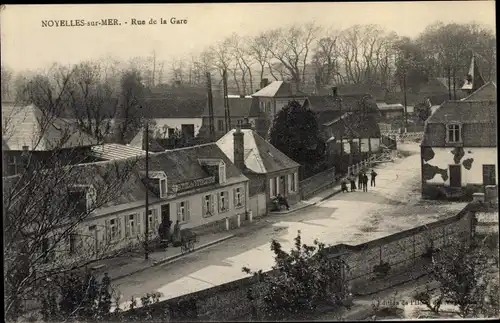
left=122, top=204, right=475, bottom=321
left=299, top=166, right=337, bottom=200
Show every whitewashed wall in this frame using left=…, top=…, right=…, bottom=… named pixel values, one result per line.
left=152, top=118, right=203, bottom=138
left=424, top=147, right=498, bottom=186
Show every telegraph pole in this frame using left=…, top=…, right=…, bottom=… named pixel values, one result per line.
left=206, top=72, right=215, bottom=141
left=222, top=69, right=230, bottom=132
left=403, top=71, right=408, bottom=133
left=144, top=118, right=150, bottom=260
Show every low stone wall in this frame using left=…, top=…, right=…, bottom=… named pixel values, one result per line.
left=121, top=204, right=475, bottom=321
left=299, top=166, right=337, bottom=200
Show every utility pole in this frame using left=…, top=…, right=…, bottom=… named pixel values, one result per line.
left=403, top=70, right=408, bottom=133
left=223, top=69, right=230, bottom=132
left=206, top=72, right=215, bottom=141
left=144, top=116, right=150, bottom=260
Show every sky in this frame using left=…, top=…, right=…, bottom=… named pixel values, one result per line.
left=1, top=2, right=496, bottom=72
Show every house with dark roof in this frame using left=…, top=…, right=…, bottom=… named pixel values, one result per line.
left=198, top=96, right=261, bottom=140
left=216, top=123, right=301, bottom=216
left=420, top=95, right=497, bottom=200
left=2, top=103, right=100, bottom=176
left=4, top=142, right=250, bottom=260
left=302, top=92, right=382, bottom=157
left=143, top=96, right=206, bottom=141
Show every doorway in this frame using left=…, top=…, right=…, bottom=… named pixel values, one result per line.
left=482, top=165, right=496, bottom=186
left=161, top=204, right=170, bottom=225
left=449, top=165, right=461, bottom=188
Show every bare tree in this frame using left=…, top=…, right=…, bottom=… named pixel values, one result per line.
left=312, top=28, right=344, bottom=86
left=249, top=32, right=273, bottom=84
left=229, top=34, right=255, bottom=94
left=1, top=65, right=14, bottom=100
left=3, top=73, right=140, bottom=320
left=262, top=23, right=320, bottom=90
left=117, top=69, right=146, bottom=143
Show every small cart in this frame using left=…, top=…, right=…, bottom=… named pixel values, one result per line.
left=180, top=229, right=198, bottom=254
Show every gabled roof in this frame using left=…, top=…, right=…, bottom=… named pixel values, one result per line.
left=143, top=96, right=206, bottom=118
left=323, top=113, right=381, bottom=139
left=426, top=100, right=497, bottom=124
left=303, top=95, right=381, bottom=124
left=201, top=97, right=260, bottom=118
left=461, top=54, right=486, bottom=92
left=90, top=144, right=147, bottom=161
left=137, top=143, right=248, bottom=193
left=463, top=82, right=497, bottom=101
left=2, top=103, right=98, bottom=151
left=129, top=128, right=166, bottom=152
left=216, top=129, right=300, bottom=174
left=252, top=81, right=307, bottom=98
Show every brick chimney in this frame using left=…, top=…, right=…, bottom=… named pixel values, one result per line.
left=260, top=78, right=269, bottom=89
left=233, top=126, right=245, bottom=170
left=241, top=117, right=252, bottom=129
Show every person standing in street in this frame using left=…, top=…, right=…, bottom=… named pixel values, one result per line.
left=349, top=175, right=357, bottom=192
left=358, top=172, right=364, bottom=189
left=370, top=170, right=378, bottom=187
left=341, top=177, right=349, bottom=193
left=363, top=173, right=369, bottom=192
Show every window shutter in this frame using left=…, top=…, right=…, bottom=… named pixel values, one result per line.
left=137, top=213, right=141, bottom=237
left=186, top=201, right=191, bottom=221
left=117, top=217, right=122, bottom=240
left=202, top=196, right=207, bottom=215
left=294, top=172, right=299, bottom=192
left=233, top=188, right=237, bottom=207
left=276, top=178, right=280, bottom=195
left=225, top=192, right=229, bottom=210
left=211, top=195, right=215, bottom=213
left=105, top=219, right=110, bottom=243
left=154, top=209, right=159, bottom=231
left=124, top=215, right=130, bottom=237
left=288, top=174, right=292, bottom=192
left=269, top=178, right=274, bottom=196
left=177, top=203, right=181, bottom=221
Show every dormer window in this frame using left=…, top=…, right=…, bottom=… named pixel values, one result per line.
left=67, top=185, right=96, bottom=216
left=446, top=123, right=462, bottom=144
left=159, top=178, right=167, bottom=198
left=218, top=162, right=227, bottom=184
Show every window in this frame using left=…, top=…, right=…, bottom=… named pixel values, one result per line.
left=177, top=201, right=190, bottom=222
left=160, top=178, right=167, bottom=198
left=7, top=155, right=19, bottom=175
left=147, top=209, right=159, bottom=233
left=88, top=225, right=96, bottom=231
left=446, top=123, right=462, bottom=143
left=106, top=217, right=122, bottom=242
left=260, top=101, right=264, bottom=111
left=219, top=191, right=229, bottom=212
left=219, top=162, right=227, bottom=184
left=237, top=119, right=243, bottom=126
left=218, top=119, right=224, bottom=131
left=266, top=102, right=271, bottom=113
left=288, top=172, right=298, bottom=192
left=269, top=177, right=278, bottom=197
left=125, top=214, right=137, bottom=237
left=168, top=128, right=175, bottom=138
left=234, top=187, right=243, bottom=208
left=203, top=194, right=215, bottom=217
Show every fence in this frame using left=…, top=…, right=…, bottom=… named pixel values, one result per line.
left=346, top=154, right=381, bottom=176
left=380, top=130, right=424, bottom=143
left=299, top=166, right=337, bottom=200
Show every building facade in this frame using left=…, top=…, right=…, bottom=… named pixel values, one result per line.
left=7, top=143, right=250, bottom=263
left=420, top=83, right=497, bottom=200
left=216, top=125, right=301, bottom=215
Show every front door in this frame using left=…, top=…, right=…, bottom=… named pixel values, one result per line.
left=280, top=176, right=286, bottom=196
left=449, top=165, right=461, bottom=188
left=161, top=204, right=170, bottom=225
left=482, top=165, right=496, bottom=186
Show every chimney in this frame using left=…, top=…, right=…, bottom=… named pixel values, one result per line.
left=332, top=86, right=338, bottom=98
left=472, top=192, right=485, bottom=204
left=240, top=94, right=245, bottom=98
left=315, top=74, right=321, bottom=94
left=260, top=78, right=269, bottom=89
left=233, top=126, right=245, bottom=170
left=241, top=117, right=252, bottom=129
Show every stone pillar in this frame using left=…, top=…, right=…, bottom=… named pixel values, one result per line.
left=225, top=217, right=230, bottom=231
left=237, top=214, right=241, bottom=228
left=472, top=192, right=485, bottom=203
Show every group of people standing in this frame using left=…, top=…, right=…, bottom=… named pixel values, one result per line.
left=341, top=169, right=378, bottom=193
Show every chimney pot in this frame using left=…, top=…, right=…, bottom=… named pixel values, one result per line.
left=233, top=126, right=245, bottom=170
left=260, top=78, right=269, bottom=89
left=472, top=192, right=485, bottom=204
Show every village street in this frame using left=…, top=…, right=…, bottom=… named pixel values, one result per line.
left=112, top=143, right=467, bottom=310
